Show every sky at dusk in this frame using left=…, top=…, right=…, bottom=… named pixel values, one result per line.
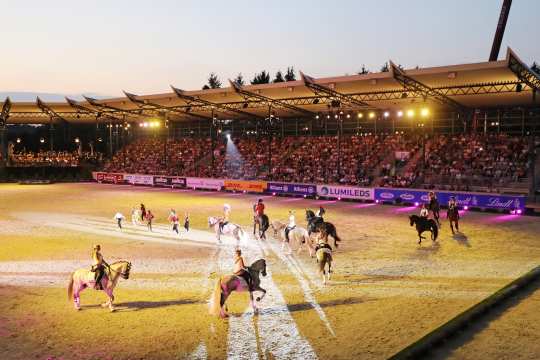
left=1, top=0, right=539, bottom=99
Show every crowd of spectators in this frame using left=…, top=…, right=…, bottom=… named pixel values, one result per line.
left=100, top=133, right=531, bottom=190
left=9, top=150, right=101, bottom=167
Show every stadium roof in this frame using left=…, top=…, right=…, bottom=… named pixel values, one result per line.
left=2, top=48, right=539, bottom=125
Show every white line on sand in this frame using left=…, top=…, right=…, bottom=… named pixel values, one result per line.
left=263, top=240, right=336, bottom=337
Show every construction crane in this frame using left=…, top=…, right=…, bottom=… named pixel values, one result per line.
left=489, top=0, right=512, bottom=61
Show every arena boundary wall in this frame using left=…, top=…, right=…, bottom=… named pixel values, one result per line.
left=91, top=172, right=527, bottom=214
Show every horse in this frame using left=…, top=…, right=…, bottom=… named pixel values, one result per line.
left=409, top=215, right=439, bottom=244
left=253, top=214, right=270, bottom=240
left=67, top=260, right=131, bottom=312
left=315, top=240, right=333, bottom=285
left=209, top=259, right=267, bottom=318
left=305, top=209, right=342, bottom=248
left=208, top=216, right=245, bottom=244
left=271, top=220, right=314, bottom=256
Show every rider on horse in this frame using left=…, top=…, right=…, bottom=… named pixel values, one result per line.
left=219, top=204, right=231, bottom=234
left=233, top=248, right=252, bottom=291
left=420, top=203, right=429, bottom=219
left=285, top=210, right=296, bottom=243
left=428, top=191, right=440, bottom=226
left=91, top=245, right=108, bottom=290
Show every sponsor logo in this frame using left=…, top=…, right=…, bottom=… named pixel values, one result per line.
left=320, top=186, right=329, bottom=196
left=400, top=194, right=415, bottom=201
left=487, top=198, right=514, bottom=208
left=380, top=192, right=394, bottom=199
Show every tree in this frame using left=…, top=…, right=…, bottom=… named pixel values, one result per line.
left=531, top=62, right=540, bottom=76
left=358, top=65, right=370, bottom=75
left=273, top=70, right=285, bottom=83
left=203, top=72, right=222, bottom=89
left=380, top=62, right=389, bottom=72
left=251, top=70, right=270, bottom=84
left=285, top=67, right=296, bottom=81
left=233, top=73, right=245, bottom=86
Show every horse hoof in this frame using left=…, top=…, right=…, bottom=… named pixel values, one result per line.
left=110, top=308, right=116, bottom=313
left=75, top=307, right=81, bottom=311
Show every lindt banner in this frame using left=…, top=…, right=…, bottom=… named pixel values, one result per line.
left=316, top=185, right=373, bottom=200
left=267, top=182, right=316, bottom=196
left=95, top=172, right=124, bottom=184
left=186, top=177, right=224, bottom=190
left=224, top=180, right=267, bottom=193
left=374, top=188, right=526, bottom=211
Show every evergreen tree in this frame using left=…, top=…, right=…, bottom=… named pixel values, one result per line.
left=380, top=62, right=389, bottom=72
left=285, top=67, right=296, bottom=81
left=251, top=70, right=270, bottom=84
left=273, top=70, right=285, bottom=83
left=358, top=65, right=370, bottom=75
left=531, top=62, right=540, bottom=75
left=206, top=72, right=222, bottom=89
left=233, top=73, right=245, bottom=86
left=202, top=85, right=210, bottom=90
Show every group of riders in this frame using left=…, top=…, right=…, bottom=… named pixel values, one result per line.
left=418, top=191, right=461, bottom=234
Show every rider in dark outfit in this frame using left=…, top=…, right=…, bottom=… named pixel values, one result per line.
left=428, top=192, right=440, bottom=226
left=447, top=196, right=460, bottom=234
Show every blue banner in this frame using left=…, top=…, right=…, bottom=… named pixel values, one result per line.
left=375, top=188, right=526, bottom=211
left=267, top=182, right=316, bottom=196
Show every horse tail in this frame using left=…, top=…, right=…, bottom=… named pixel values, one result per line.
left=209, top=277, right=223, bottom=316
left=67, top=272, right=74, bottom=301
left=432, top=221, right=439, bottom=241
left=329, top=224, right=341, bottom=247
left=262, top=215, right=270, bottom=232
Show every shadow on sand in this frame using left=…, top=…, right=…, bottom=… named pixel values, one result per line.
left=81, top=298, right=201, bottom=312
left=452, top=232, right=471, bottom=247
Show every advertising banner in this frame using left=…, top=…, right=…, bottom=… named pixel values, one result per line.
left=224, top=180, right=267, bottom=193
left=125, top=174, right=154, bottom=186
left=374, top=188, right=429, bottom=204
left=96, top=172, right=125, bottom=184
left=170, top=177, right=186, bottom=187
left=375, top=188, right=526, bottom=211
left=153, top=176, right=171, bottom=187
left=186, top=177, right=224, bottom=191
left=436, top=191, right=526, bottom=211
left=316, top=185, right=374, bottom=200
left=267, top=182, right=316, bottom=196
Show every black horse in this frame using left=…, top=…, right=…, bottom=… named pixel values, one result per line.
left=254, top=214, right=270, bottom=240
left=409, top=215, right=439, bottom=244
left=306, top=209, right=341, bottom=248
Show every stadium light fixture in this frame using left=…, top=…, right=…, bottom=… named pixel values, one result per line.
left=40, top=137, right=45, bottom=143
left=315, top=114, right=320, bottom=119
left=383, top=111, right=390, bottom=118
left=517, top=209, right=523, bottom=215
left=397, top=110, right=403, bottom=117
left=368, top=112, right=375, bottom=119
left=346, top=114, right=351, bottom=119
left=406, top=109, right=415, bottom=118
left=420, top=108, right=429, bottom=117
left=74, top=138, right=80, bottom=143
left=16, top=138, right=21, bottom=143
left=414, top=202, right=419, bottom=207
left=326, top=114, right=330, bottom=119
left=357, top=113, right=363, bottom=118
left=334, top=114, right=338, bottom=119
left=463, top=205, right=469, bottom=210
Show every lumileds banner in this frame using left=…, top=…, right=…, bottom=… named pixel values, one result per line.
left=374, top=188, right=526, bottom=211
left=125, top=174, right=154, bottom=186
left=317, top=185, right=374, bottom=200
left=224, top=180, right=267, bottom=193
left=267, top=182, right=316, bottom=196
left=153, top=176, right=186, bottom=187
left=186, top=177, right=224, bottom=191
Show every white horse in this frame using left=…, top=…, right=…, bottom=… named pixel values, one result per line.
left=208, top=216, right=246, bottom=245
left=271, top=220, right=314, bottom=256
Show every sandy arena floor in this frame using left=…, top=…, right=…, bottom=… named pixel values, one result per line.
left=1, top=183, right=539, bottom=360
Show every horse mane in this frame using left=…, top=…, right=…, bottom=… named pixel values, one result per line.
left=110, top=260, right=129, bottom=266
left=306, top=209, right=316, bottom=218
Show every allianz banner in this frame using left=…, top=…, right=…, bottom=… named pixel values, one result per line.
left=316, top=185, right=374, bottom=200
left=267, top=182, right=316, bottom=196
left=375, top=188, right=429, bottom=204
left=224, top=180, right=267, bottom=193
left=152, top=176, right=186, bottom=187
left=186, top=177, right=224, bottom=191
left=125, top=174, right=154, bottom=186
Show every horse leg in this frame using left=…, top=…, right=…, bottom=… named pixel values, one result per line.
left=255, top=287, right=266, bottom=302
left=73, top=287, right=81, bottom=310
left=250, top=292, right=258, bottom=314
left=328, top=261, right=332, bottom=281
left=105, top=287, right=115, bottom=312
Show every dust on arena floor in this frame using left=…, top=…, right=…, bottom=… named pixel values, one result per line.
left=1, top=183, right=539, bottom=360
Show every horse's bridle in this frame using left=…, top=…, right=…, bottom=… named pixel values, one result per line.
left=107, top=261, right=131, bottom=279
